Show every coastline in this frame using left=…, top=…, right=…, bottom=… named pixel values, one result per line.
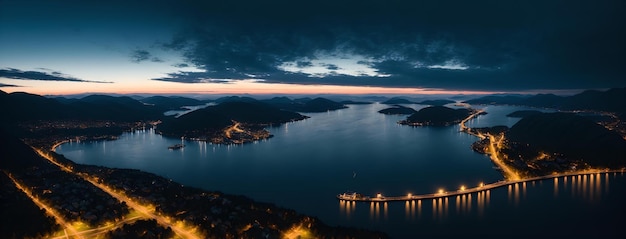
left=26, top=136, right=389, bottom=238
left=50, top=140, right=69, bottom=151
left=399, top=107, right=483, bottom=127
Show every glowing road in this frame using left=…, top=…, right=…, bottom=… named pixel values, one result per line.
left=47, top=215, right=143, bottom=239
left=224, top=121, right=245, bottom=138
left=34, top=148, right=204, bottom=239
left=459, top=109, right=521, bottom=180
left=4, top=171, right=83, bottom=239
left=486, top=133, right=521, bottom=180
left=459, top=109, right=486, bottom=139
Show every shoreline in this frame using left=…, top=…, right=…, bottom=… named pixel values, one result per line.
left=50, top=140, right=70, bottom=151
left=30, top=138, right=389, bottom=238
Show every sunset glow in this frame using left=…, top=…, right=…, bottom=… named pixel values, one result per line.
left=0, top=78, right=500, bottom=96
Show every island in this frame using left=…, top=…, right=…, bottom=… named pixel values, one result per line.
left=378, top=105, right=417, bottom=115
left=399, top=106, right=479, bottom=126
left=157, top=101, right=309, bottom=144
left=156, top=101, right=308, bottom=144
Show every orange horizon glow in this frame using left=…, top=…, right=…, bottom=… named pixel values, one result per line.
left=0, top=78, right=501, bottom=96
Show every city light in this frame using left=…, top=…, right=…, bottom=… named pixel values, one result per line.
left=33, top=147, right=205, bottom=239
left=6, top=173, right=84, bottom=238
left=485, top=133, right=522, bottom=180
left=282, top=224, right=314, bottom=239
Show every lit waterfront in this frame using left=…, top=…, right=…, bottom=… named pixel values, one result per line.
left=338, top=170, right=624, bottom=202
left=56, top=104, right=626, bottom=237
left=339, top=171, right=625, bottom=222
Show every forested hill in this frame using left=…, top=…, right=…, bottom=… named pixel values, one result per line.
left=508, top=112, right=626, bottom=168
left=157, top=101, right=308, bottom=137
left=0, top=90, right=162, bottom=122
left=401, top=106, right=473, bottom=126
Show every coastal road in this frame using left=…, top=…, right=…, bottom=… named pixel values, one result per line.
left=486, top=133, right=521, bottom=180
left=459, top=109, right=486, bottom=139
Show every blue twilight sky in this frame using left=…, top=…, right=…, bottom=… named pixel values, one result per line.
left=1, top=0, right=625, bottom=95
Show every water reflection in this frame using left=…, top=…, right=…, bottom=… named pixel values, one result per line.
left=515, top=174, right=610, bottom=203
left=476, top=190, right=486, bottom=217
left=368, top=202, right=384, bottom=220
left=342, top=173, right=617, bottom=221
left=404, top=200, right=420, bottom=220
left=339, top=200, right=356, bottom=219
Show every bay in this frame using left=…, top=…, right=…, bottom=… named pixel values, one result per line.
left=56, top=103, right=625, bottom=237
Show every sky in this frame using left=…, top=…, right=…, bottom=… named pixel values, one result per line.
left=0, top=0, right=624, bottom=95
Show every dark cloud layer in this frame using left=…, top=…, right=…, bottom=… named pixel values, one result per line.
left=148, top=0, right=625, bottom=91
left=0, top=68, right=111, bottom=83
left=131, top=49, right=163, bottom=63
left=6, top=0, right=620, bottom=91
left=0, top=83, right=21, bottom=87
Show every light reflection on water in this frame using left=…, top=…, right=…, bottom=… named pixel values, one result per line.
left=341, top=172, right=621, bottom=222
left=56, top=104, right=625, bottom=237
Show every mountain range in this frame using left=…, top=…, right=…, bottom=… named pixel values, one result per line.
left=464, top=88, right=626, bottom=118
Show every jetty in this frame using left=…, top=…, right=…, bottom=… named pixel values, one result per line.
left=337, top=169, right=624, bottom=202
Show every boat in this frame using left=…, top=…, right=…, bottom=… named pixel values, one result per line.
left=168, top=144, right=185, bottom=150
left=337, top=191, right=366, bottom=200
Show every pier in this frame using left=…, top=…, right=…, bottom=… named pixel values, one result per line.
left=337, top=170, right=624, bottom=202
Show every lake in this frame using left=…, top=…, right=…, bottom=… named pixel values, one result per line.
left=56, top=103, right=625, bottom=237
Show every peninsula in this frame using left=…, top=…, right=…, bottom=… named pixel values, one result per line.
left=157, top=101, right=309, bottom=144
left=399, top=106, right=480, bottom=126
left=470, top=112, right=626, bottom=177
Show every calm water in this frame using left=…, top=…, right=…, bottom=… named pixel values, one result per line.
left=56, top=104, right=625, bottom=237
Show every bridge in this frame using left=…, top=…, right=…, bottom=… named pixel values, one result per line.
left=337, top=169, right=625, bottom=202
